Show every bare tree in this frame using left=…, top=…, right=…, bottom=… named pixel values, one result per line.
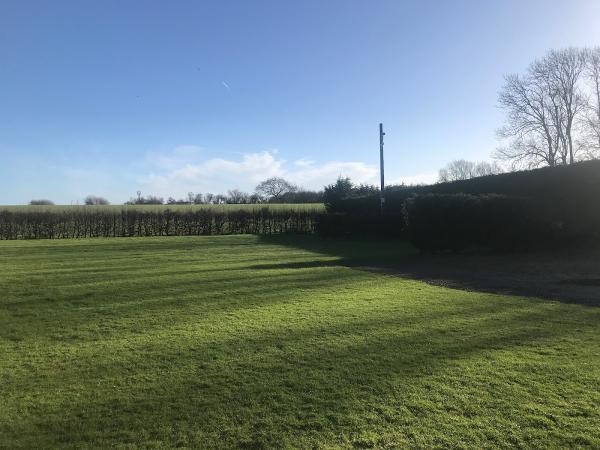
left=439, top=160, right=503, bottom=182
left=580, top=47, right=600, bottom=157
left=203, top=193, right=214, bottom=204
left=255, top=177, right=297, bottom=201
left=438, top=160, right=475, bottom=182
left=496, top=72, right=561, bottom=168
left=542, top=48, right=587, bottom=163
left=226, top=189, right=250, bottom=204
left=473, top=161, right=504, bottom=177
left=192, top=193, right=204, bottom=204
left=496, top=48, right=587, bottom=168
left=213, top=194, right=227, bottom=204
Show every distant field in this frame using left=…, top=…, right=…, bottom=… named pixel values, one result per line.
left=0, top=203, right=325, bottom=212
left=1, top=235, right=599, bottom=448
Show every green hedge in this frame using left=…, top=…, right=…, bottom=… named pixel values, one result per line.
left=329, top=160, right=600, bottom=217
left=0, top=208, right=321, bottom=240
left=403, top=194, right=565, bottom=252
left=316, top=214, right=404, bottom=239
left=322, top=160, right=600, bottom=248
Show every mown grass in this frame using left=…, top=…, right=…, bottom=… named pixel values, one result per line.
left=0, top=203, right=325, bottom=213
left=0, top=235, right=599, bottom=448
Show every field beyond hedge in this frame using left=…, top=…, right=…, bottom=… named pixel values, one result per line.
left=1, top=236, right=599, bottom=448
left=1, top=203, right=325, bottom=212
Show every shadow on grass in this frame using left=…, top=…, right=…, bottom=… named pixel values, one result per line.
left=248, top=260, right=347, bottom=270
left=259, top=235, right=600, bottom=307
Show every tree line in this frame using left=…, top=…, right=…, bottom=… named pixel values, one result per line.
left=130, top=178, right=324, bottom=205
left=27, top=177, right=324, bottom=207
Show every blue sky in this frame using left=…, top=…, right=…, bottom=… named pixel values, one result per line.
left=1, top=0, right=600, bottom=204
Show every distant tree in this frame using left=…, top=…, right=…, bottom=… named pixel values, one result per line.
left=192, top=193, right=204, bottom=204
left=473, top=161, right=504, bottom=177
left=214, top=194, right=228, bottom=204
left=125, top=195, right=164, bottom=205
left=439, top=160, right=503, bottom=182
left=204, top=193, right=215, bottom=204
left=146, top=196, right=164, bottom=205
left=438, top=160, right=475, bottom=182
left=84, top=195, right=109, bottom=205
left=226, top=189, right=250, bottom=204
left=255, top=177, right=297, bottom=202
left=29, top=199, right=54, bottom=205
left=248, top=193, right=262, bottom=204
left=166, top=197, right=189, bottom=205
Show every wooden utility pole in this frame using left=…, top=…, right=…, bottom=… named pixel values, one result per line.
left=379, top=123, right=385, bottom=215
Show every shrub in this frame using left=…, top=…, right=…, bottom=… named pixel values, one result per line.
left=323, top=177, right=355, bottom=210
left=29, top=199, right=54, bottom=206
left=84, top=195, right=110, bottom=205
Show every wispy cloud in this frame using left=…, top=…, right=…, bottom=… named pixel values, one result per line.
left=138, top=148, right=378, bottom=197
left=285, top=159, right=377, bottom=189
left=294, top=159, right=315, bottom=167
left=20, top=145, right=434, bottom=204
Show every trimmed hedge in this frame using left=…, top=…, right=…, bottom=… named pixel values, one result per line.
left=0, top=208, right=320, bottom=240
left=316, top=213, right=404, bottom=239
left=321, top=160, right=600, bottom=248
left=330, top=160, right=600, bottom=217
left=403, top=194, right=563, bottom=252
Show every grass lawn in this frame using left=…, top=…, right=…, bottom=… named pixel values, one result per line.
left=1, top=235, right=599, bottom=448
